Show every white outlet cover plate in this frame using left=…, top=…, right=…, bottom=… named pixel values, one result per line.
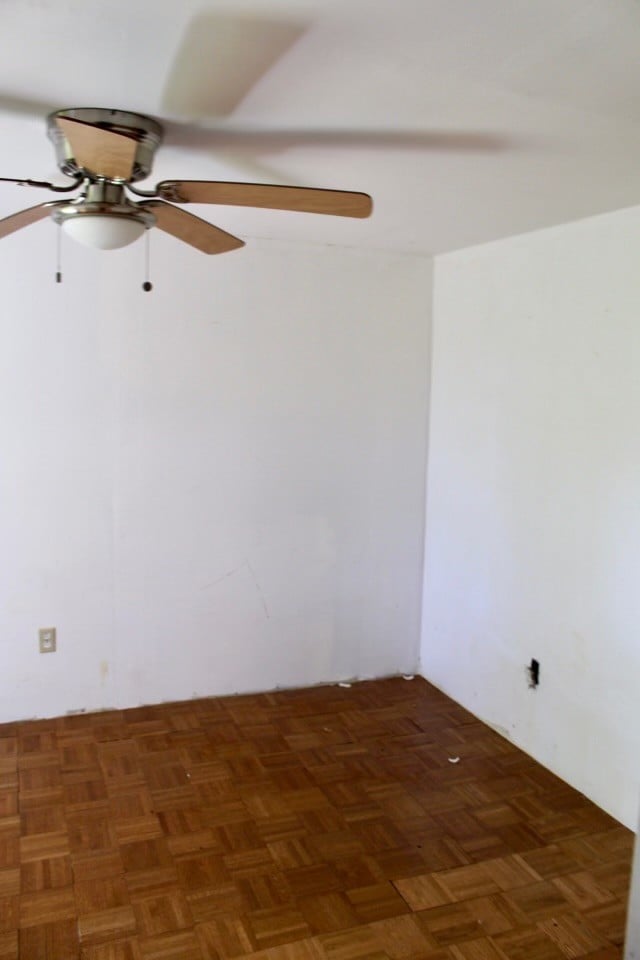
left=38, top=628, right=57, bottom=653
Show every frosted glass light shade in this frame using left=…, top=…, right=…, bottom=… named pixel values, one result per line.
left=62, top=215, right=146, bottom=250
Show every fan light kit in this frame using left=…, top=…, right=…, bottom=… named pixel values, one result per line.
left=0, top=108, right=373, bottom=287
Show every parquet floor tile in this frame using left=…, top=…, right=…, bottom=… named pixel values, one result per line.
left=492, top=925, right=567, bottom=960
left=464, top=893, right=525, bottom=936
left=451, top=935, right=509, bottom=960
left=415, top=901, right=484, bottom=946
left=77, top=905, right=137, bottom=946
left=0, top=677, right=632, bottom=959
left=0, top=932, right=18, bottom=960
left=19, top=919, right=79, bottom=959
left=393, top=874, right=451, bottom=912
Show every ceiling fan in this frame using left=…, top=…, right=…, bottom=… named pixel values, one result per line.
left=0, top=107, right=372, bottom=259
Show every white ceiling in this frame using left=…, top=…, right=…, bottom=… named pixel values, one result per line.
left=1, top=0, right=640, bottom=256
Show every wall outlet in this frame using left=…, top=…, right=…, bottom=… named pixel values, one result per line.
left=39, top=628, right=57, bottom=654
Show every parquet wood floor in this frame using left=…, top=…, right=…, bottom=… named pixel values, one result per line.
left=0, top=677, right=632, bottom=960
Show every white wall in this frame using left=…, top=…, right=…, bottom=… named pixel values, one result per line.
left=421, top=205, right=640, bottom=827
left=0, top=223, right=431, bottom=721
left=626, top=807, right=640, bottom=959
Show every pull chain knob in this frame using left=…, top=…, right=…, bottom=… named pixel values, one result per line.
left=142, top=228, right=153, bottom=292
left=55, top=223, right=62, bottom=283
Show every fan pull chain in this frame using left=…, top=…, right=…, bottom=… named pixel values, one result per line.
left=55, top=223, right=62, bottom=283
left=142, top=229, right=152, bottom=292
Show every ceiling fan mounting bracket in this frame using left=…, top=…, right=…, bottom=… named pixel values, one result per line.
left=156, top=183, right=186, bottom=203
left=47, top=108, right=163, bottom=183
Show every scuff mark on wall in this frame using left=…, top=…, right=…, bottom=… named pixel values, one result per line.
left=200, top=559, right=271, bottom=620
left=99, top=660, right=109, bottom=684
left=246, top=561, right=270, bottom=620
left=200, top=563, right=248, bottom=591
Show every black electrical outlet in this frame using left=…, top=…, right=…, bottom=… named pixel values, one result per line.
left=528, top=658, right=540, bottom=688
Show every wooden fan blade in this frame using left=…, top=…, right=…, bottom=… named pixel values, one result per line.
left=157, top=181, right=373, bottom=218
left=139, top=200, right=245, bottom=254
left=56, top=117, right=137, bottom=181
left=162, top=13, right=307, bottom=119
left=0, top=202, right=60, bottom=239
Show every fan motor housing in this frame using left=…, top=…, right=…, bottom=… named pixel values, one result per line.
left=51, top=182, right=156, bottom=228
left=47, top=108, right=163, bottom=183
